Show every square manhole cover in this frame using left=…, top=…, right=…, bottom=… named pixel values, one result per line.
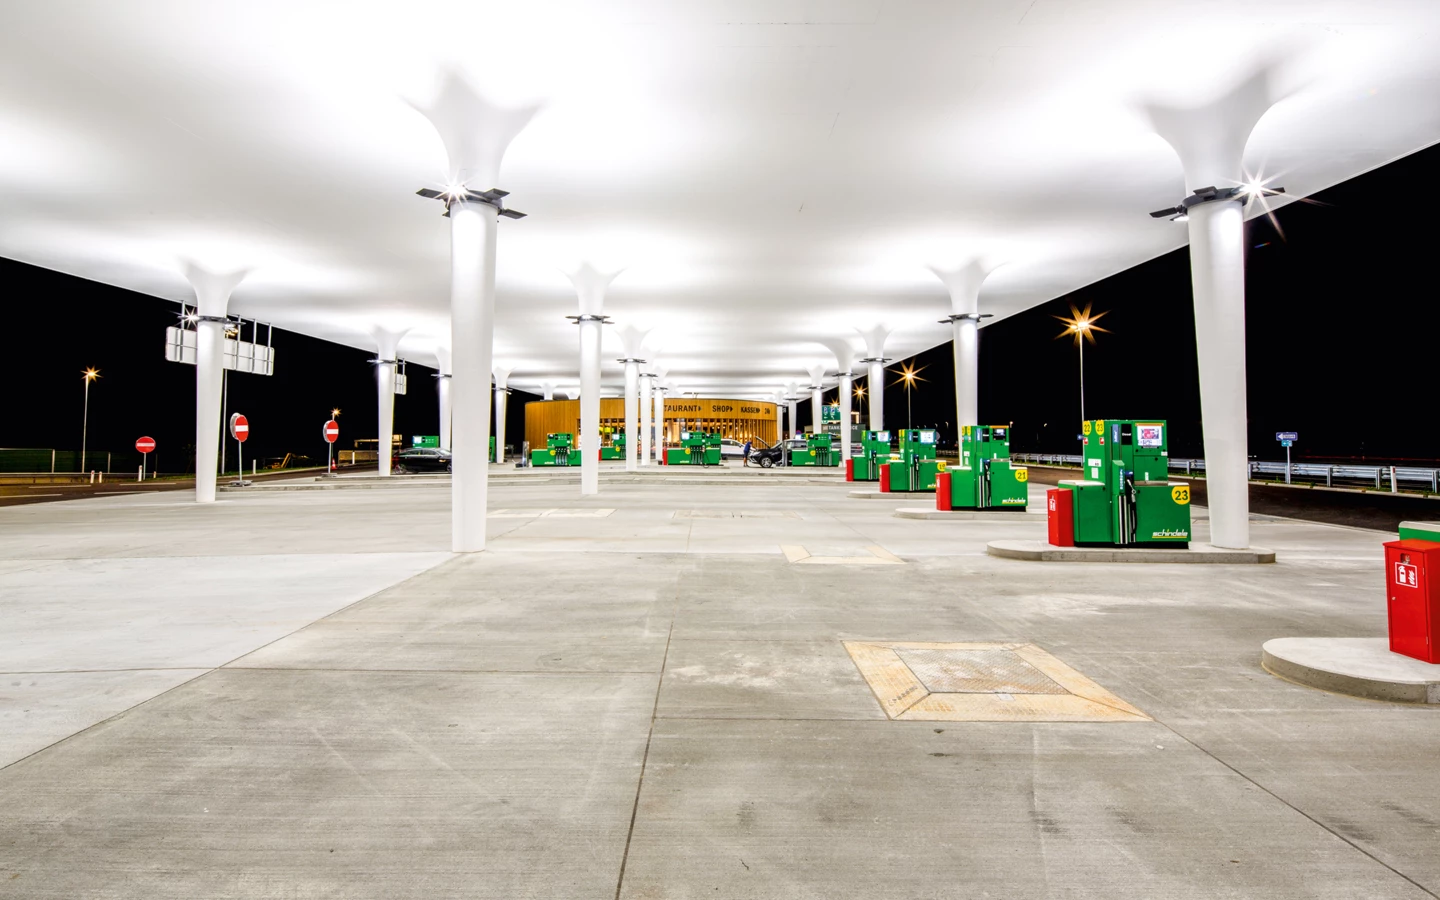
left=844, top=641, right=1149, bottom=723
left=895, top=648, right=1068, bottom=695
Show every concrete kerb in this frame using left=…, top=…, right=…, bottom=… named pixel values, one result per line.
left=1262, top=637, right=1440, bottom=704
left=894, top=507, right=1038, bottom=521
left=849, top=490, right=933, bottom=500
left=986, top=539, right=1276, bottom=564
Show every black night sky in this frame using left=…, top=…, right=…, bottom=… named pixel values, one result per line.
left=4, top=141, right=1436, bottom=472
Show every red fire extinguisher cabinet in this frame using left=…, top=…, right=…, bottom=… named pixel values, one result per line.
left=1384, top=538, right=1440, bottom=664
left=1047, top=489, right=1074, bottom=547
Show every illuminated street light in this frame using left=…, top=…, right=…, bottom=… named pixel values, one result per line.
left=80, top=367, right=100, bottom=473
left=331, top=407, right=342, bottom=418
left=1054, top=303, right=1110, bottom=426
left=890, top=362, right=927, bottom=430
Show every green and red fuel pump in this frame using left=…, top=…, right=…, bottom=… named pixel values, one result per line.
left=937, top=425, right=1029, bottom=510
left=1046, top=419, right=1192, bottom=547
left=881, top=429, right=941, bottom=492
left=847, top=431, right=892, bottom=481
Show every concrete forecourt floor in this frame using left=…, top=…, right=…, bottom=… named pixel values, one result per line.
left=1, top=465, right=1438, bottom=899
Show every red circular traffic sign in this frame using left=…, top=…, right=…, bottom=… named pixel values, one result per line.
left=229, top=413, right=250, bottom=443
left=323, top=420, right=339, bottom=443
left=135, top=436, right=155, bottom=454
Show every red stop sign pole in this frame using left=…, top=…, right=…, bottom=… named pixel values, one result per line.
left=135, top=436, right=155, bottom=481
left=229, top=413, right=250, bottom=484
left=323, top=420, right=339, bottom=472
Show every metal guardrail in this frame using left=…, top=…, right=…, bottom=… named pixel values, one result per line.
left=1012, top=453, right=1440, bottom=494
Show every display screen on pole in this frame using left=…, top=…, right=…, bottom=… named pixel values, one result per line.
left=919, top=430, right=937, bottom=444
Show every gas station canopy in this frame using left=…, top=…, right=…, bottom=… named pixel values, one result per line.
left=2, top=1, right=1438, bottom=395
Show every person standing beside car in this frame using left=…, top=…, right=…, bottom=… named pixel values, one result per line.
left=741, top=439, right=752, bottom=467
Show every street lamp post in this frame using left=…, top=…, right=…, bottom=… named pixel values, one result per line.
left=893, top=363, right=926, bottom=430
left=1054, top=303, right=1109, bottom=428
left=80, top=368, right=99, bottom=472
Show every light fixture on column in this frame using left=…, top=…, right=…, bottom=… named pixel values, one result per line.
left=1149, top=183, right=1285, bottom=222
left=938, top=313, right=992, bottom=326
left=416, top=186, right=528, bottom=219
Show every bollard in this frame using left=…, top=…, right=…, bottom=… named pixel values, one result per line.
left=98, top=472, right=103, bottom=484
left=1391, top=466, right=1398, bottom=494
left=88, top=470, right=95, bottom=485
left=138, top=465, right=143, bottom=483
left=1326, top=466, right=1333, bottom=488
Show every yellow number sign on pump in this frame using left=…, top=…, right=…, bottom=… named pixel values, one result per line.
left=1171, top=485, right=1191, bottom=505
left=1015, top=468, right=1029, bottom=483
left=1082, top=421, right=1091, bottom=435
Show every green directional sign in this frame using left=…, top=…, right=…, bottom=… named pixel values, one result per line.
left=412, top=435, right=440, bottom=448
left=821, top=404, right=841, bottom=422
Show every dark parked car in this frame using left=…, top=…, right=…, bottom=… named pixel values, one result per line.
left=393, top=447, right=452, bottom=473
left=747, top=438, right=807, bottom=468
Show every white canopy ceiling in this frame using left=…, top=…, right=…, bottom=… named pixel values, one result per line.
left=3, top=1, right=1438, bottom=396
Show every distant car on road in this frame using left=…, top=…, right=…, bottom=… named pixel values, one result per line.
left=393, top=447, right=452, bottom=473
left=747, top=438, right=807, bottom=468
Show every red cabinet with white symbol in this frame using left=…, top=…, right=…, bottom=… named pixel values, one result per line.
left=1383, top=538, right=1440, bottom=663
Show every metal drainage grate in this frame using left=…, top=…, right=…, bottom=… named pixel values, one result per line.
left=895, top=648, right=1068, bottom=695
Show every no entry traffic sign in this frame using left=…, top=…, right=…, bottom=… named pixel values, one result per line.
left=230, top=413, right=250, bottom=443
left=135, top=436, right=155, bottom=454
left=323, top=420, right=340, bottom=443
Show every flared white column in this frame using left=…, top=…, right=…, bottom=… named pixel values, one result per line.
left=865, top=360, right=884, bottom=431
left=654, top=387, right=667, bottom=462
left=410, top=69, right=535, bottom=553
left=774, top=392, right=785, bottom=443
left=181, top=264, right=247, bottom=504
left=577, top=318, right=602, bottom=494
left=931, top=260, right=994, bottom=434
left=376, top=359, right=396, bottom=474
left=857, top=325, right=890, bottom=433
left=838, top=372, right=853, bottom=461
left=806, top=364, right=825, bottom=439
left=1148, top=67, right=1278, bottom=549
left=1188, top=198, right=1250, bottom=548
left=639, top=373, right=653, bottom=466
left=493, top=365, right=511, bottom=464
left=449, top=199, right=499, bottom=552
left=623, top=359, right=640, bottom=471
left=952, top=317, right=979, bottom=428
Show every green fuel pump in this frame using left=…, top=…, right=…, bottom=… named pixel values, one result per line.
left=883, top=429, right=941, bottom=492
left=791, top=432, right=838, bottom=467
left=600, top=431, right=626, bottom=461
left=1055, top=419, right=1191, bottom=546
left=850, top=430, right=892, bottom=481
left=944, top=425, right=1028, bottom=509
left=679, top=430, right=721, bottom=465
left=530, top=432, right=581, bottom=467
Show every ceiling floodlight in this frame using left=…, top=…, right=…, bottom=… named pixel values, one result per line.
left=416, top=186, right=527, bottom=219
left=938, top=312, right=994, bottom=325
left=1149, top=183, right=1285, bottom=219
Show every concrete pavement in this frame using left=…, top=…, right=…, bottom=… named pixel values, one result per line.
left=1, top=473, right=1436, bottom=898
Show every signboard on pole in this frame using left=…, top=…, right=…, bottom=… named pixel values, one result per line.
left=324, top=421, right=340, bottom=443
left=1277, top=431, right=1296, bottom=484
left=136, top=436, right=154, bottom=481
left=229, top=413, right=249, bottom=486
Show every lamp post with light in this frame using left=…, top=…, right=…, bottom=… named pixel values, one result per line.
left=1054, top=303, right=1109, bottom=426
left=80, top=367, right=99, bottom=472
left=892, top=362, right=926, bottom=431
